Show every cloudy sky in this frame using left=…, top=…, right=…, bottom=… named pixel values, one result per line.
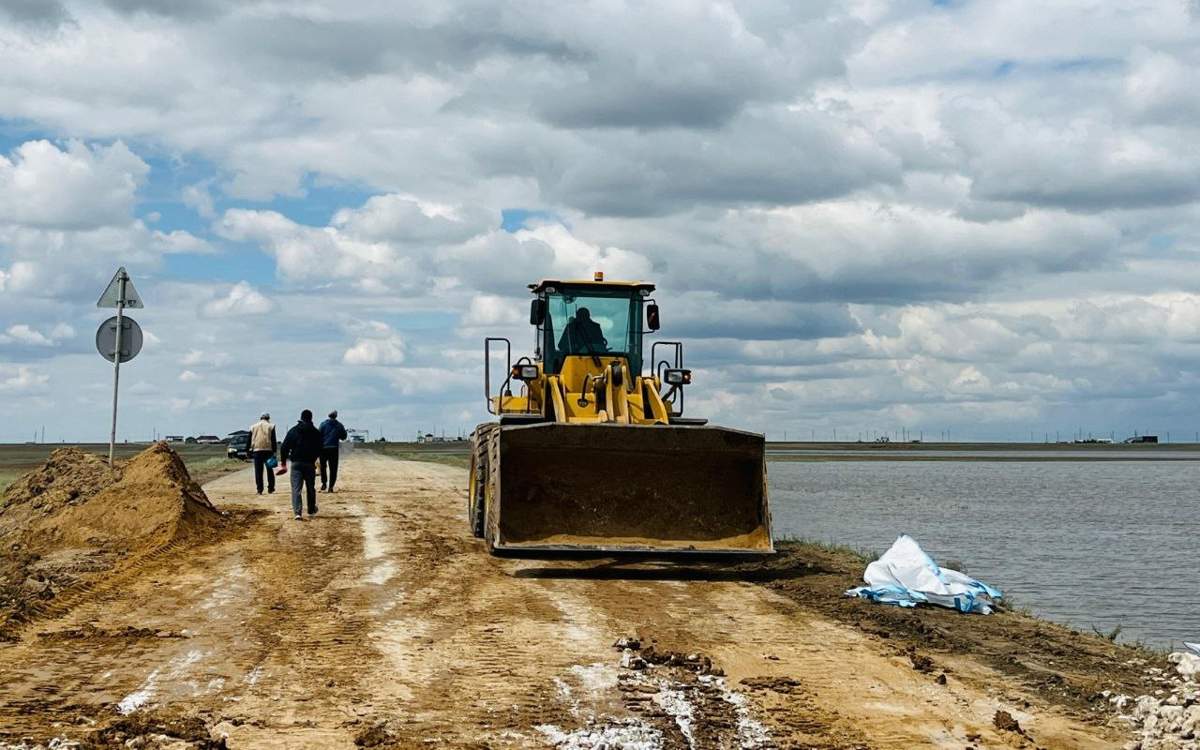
left=1, top=0, right=1199, bottom=443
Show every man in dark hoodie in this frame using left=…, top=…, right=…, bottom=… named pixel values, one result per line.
left=280, top=409, right=323, bottom=520
left=318, top=409, right=348, bottom=492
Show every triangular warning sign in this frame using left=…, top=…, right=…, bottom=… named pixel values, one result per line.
left=97, top=266, right=144, bottom=309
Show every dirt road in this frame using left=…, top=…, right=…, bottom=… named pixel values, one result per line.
left=0, top=450, right=1126, bottom=748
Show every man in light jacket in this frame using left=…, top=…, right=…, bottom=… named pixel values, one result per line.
left=319, top=410, right=348, bottom=492
left=249, top=412, right=277, bottom=495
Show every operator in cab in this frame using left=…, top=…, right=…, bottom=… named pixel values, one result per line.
left=558, top=307, right=608, bottom=355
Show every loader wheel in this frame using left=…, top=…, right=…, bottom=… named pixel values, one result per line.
left=467, top=424, right=496, bottom=539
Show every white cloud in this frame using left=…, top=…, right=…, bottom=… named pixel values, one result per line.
left=0, top=365, right=48, bottom=393
left=49, top=323, right=74, bottom=339
left=2, top=1, right=1200, bottom=441
left=0, top=322, right=75, bottom=347
left=461, top=294, right=526, bottom=328
left=0, top=140, right=148, bottom=230
left=218, top=209, right=397, bottom=285
left=1, top=325, right=53, bottom=347
left=343, top=335, right=407, bottom=366
left=181, top=181, right=216, bottom=219
left=202, top=281, right=274, bottom=317
left=179, top=369, right=201, bottom=382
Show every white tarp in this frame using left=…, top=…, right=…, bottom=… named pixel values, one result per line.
left=845, top=535, right=1003, bottom=614
left=1185, top=642, right=1200, bottom=656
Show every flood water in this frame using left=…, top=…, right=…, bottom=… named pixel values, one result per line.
left=769, top=458, right=1199, bottom=649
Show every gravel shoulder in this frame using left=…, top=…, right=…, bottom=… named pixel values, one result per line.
left=0, top=448, right=1141, bottom=748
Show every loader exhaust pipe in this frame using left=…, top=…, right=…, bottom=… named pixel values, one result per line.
left=488, top=423, right=772, bottom=555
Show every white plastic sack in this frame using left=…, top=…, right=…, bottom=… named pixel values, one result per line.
left=845, top=534, right=1002, bottom=614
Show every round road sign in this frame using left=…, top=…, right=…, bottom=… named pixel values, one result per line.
left=95, top=316, right=144, bottom=363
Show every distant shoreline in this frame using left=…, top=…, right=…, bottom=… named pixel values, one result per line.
left=764, top=440, right=1198, bottom=451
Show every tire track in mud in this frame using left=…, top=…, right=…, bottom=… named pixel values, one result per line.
left=349, top=459, right=585, bottom=744
left=4, top=514, right=253, bottom=637
left=0, top=519, right=262, bottom=735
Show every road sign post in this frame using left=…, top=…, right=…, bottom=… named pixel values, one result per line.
left=97, top=267, right=144, bottom=466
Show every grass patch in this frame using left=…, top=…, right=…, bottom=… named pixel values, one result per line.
left=0, top=470, right=21, bottom=496
left=366, top=443, right=471, bottom=469
left=184, top=455, right=249, bottom=486
left=774, top=536, right=878, bottom=566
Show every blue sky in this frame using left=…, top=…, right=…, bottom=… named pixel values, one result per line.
left=1, top=0, right=1199, bottom=443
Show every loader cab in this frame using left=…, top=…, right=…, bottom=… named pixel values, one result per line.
left=531, top=280, right=654, bottom=377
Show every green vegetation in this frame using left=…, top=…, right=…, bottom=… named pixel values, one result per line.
left=773, top=536, right=877, bottom=566
left=365, top=442, right=471, bottom=469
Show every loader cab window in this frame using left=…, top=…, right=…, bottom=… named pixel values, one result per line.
left=542, top=287, right=642, bottom=374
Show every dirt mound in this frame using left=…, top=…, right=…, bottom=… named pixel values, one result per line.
left=0, top=442, right=223, bottom=638
left=2, top=447, right=112, bottom=514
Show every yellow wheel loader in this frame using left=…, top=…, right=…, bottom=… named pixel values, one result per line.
left=468, top=275, right=773, bottom=555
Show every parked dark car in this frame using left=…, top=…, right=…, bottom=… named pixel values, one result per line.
left=226, top=430, right=252, bottom=460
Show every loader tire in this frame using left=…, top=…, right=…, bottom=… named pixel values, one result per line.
left=467, top=423, right=497, bottom=539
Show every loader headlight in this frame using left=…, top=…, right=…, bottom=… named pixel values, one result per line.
left=664, top=368, right=691, bottom=386
left=512, top=364, right=539, bottom=380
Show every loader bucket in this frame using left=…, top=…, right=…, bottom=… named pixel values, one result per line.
left=489, top=422, right=773, bottom=555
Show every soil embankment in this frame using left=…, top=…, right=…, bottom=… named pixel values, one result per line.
left=0, top=448, right=1168, bottom=749
left=0, top=444, right=225, bottom=640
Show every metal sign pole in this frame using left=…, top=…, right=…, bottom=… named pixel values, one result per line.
left=108, top=272, right=126, bottom=466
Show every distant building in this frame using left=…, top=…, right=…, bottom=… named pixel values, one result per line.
left=195, top=435, right=222, bottom=444
left=1123, top=435, right=1159, bottom=444
left=164, top=435, right=184, bottom=443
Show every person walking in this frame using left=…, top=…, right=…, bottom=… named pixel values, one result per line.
left=249, top=412, right=278, bottom=495
left=319, top=409, right=348, bottom=492
left=279, top=409, right=323, bottom=521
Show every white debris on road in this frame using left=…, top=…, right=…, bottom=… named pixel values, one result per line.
left=700, top=674, right=772, bottom=749
left=1111, top=651, right=1200, bottom=748
left=537, top=720, right=663, bottom=749
left=116, top=649, right=205, bottom=715
left=652, top=685, right=696, bottom=748
left=0, top=740, right=80, bottom=750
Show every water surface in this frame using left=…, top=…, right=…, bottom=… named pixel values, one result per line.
left=769, top=459, right=1199, bottom=649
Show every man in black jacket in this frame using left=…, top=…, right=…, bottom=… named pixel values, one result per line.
left=280, top=409, right=323, bottom=520
left=318, top=410, right=348, bottom=492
